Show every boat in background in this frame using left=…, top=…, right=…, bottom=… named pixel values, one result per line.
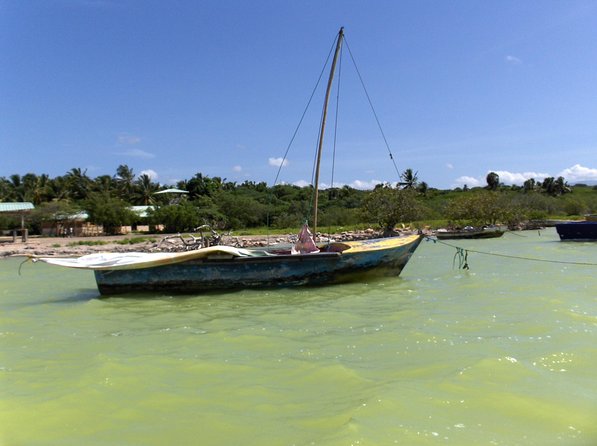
left=555, top=216, right=597, bottom=241
left=31, top=28, right=422, bottom=295
left=435, top=226, right=505, bottom=240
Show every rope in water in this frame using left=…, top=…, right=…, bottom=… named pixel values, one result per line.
left=425, top=236, right=597, bottom=269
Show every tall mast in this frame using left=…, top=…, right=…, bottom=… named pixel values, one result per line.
left=313, top=27, right=344, bottom=239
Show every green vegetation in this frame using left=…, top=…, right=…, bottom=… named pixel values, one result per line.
left=1, top=165, right=596, bottom=235
left=116, top=237, right=157, bottom=245
left=67, top=240, right=107, bottom=247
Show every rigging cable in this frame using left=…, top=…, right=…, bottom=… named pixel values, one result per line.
left=344, top=37, right=402, bottom=180
left=265, top=33, right=339, bottom=237
left=271, top=35, right=338, bottom=188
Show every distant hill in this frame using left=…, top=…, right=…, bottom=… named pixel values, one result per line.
left=572, top=181, right=597, bottom=187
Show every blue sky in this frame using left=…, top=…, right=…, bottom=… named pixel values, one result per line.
left=1, top=0, right=597, bottom=189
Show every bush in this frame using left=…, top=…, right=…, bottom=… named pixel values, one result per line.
left=150, top=202, right=201, bottom=233
left=85, top=193, right=136, bottom=235
left=362, top=186, right=424, bottom=235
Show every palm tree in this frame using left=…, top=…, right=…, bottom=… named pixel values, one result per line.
left=0, top=177, right=13, bottom=201
left=94, top=175, right=116, bottom=195
left=65, top=168, right=91, bottom=201
left=50, top=175, right=73, bottom=201
left=8, top=174, right=25, bottom=201
left=25, top=173, right=53, bottom=204
left=134, top=174, right=159, bottom=205
left=399, top=168, right=419, bottom=190
left=115, top=164, right=135, bottom=199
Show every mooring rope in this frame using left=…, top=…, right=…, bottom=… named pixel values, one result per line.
left=453, top=247, right=469, bottom=270
left=425, top=236, right=597, bottom=269
left=17, top=256, right=32, bottom=275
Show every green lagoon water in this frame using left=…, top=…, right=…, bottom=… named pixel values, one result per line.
left=1, top=228, right=596, bottom=445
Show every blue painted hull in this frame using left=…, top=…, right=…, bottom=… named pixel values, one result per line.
left=555, top=221, right=597, bottom=241
left=94, top=235, right=422, bottom=295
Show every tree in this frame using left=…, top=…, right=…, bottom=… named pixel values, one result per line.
left=93, top=175, right=116, bottom=195
left=186, top=173, right=223, bottom=198
left=446, top=191, right=505, bottom=226
left=85, top=193, right=136, bottom=235
left=8, top=174, right=24, bottom=201
left=115, top=164, right=135, bottom=199
left=362, top=185, right=424, bottom=235
left=0, top=177, right=13, bottom=201
left=150, top=202, right=202, bottom=233
left=65, top=168, right=91, bottom=200
left=523, top=178, right=536, bottom=193
left=541, top=177, right=555, bottom=195
left=540, top=176, right=570, bottom=196
left=554, top=176, right=571, bottom=196
left=486, top=172, right=499, bottom=191
left=400, top=168, right=419, bottom=190
left=21, top=173, right=53, bottom=204
left=134, top=174, right=159, bottom=205
left=417, top=181, right=428, bottom=196
left=214, top=192, right=267, bottom=228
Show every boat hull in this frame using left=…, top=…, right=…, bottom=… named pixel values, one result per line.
left=555, top=222, right=597, bottom=241
left=435, top=229, right=504, bottom=240
left=94, top=235, right=422, bottom=295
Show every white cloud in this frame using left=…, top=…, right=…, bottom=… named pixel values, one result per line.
left=290, top=179, right=383, bottom=190
left=493, top=170, right=549, bottom=185
left=233, top=165, right=242, bottom=172
left=117, top=133, right=141, bottom=145
left=558, top=164, right=597, bottom=182
left=269, top=157, right=289, bottom=167
left=293, top=180, right=310, bottom=188
left=140, top=169, right=158, bottom=180
left=446, top=163, right=454, bottom=170
left=120, top=148, right=155, bottom=159
left=453, top=176, right=482, bottom=188
left=505, top=55, right=522, bottom=65
left=350, top=179, right=383, bottom=190
left=451, top=165, right=597, bottom=189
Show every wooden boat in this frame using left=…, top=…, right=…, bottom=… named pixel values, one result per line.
left=37, top=236, right=421, bottom=294
left=555, top=221, right=597, bottom=241
left=33, top=28, right=422, bottom=295
left=435, top=227, right=504, bottom=240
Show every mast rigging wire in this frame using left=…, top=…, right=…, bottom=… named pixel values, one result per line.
left=343, top=37, right=402, bottom=180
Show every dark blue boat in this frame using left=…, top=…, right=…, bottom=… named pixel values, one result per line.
left=555, top=221, right=597, bottom=241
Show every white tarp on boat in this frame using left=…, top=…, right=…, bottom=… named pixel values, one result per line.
left=34, top=246, right=254, bottom=271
